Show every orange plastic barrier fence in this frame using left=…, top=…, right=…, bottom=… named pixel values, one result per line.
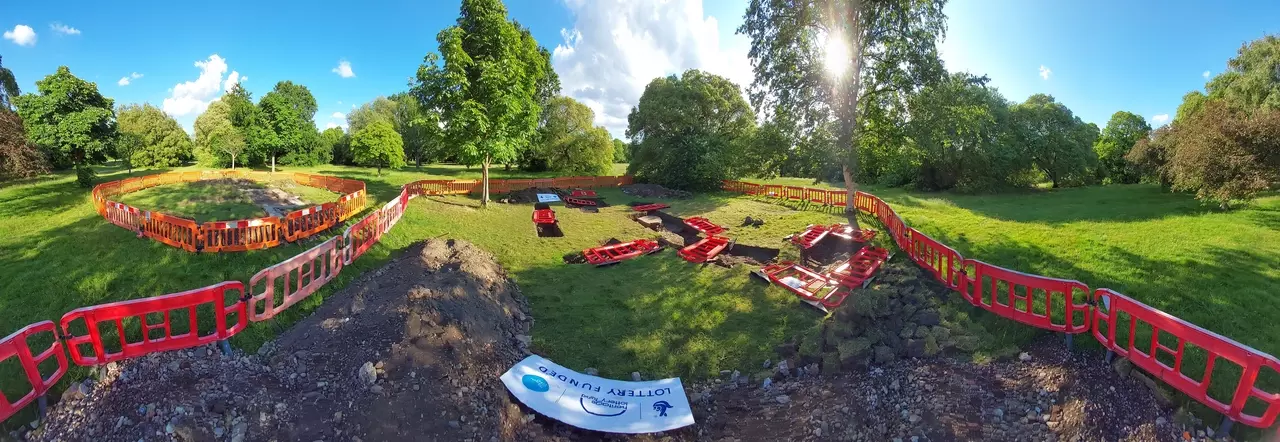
left=142, top=212, right=200, bottom=252
left=93, top=171, right=367, bottom=253
left=827, top=190, right=847, bottom=207
left=804, top=188, right=828, bottom=205
left=199, top=218, right=282, bottom=253
left=959, top=260, right=1091, bottom=334
left=59, top=281, right=248, bottom=366
left=336, top=189, right=366, bottom=222
left=783, top=186, right=805, bottom=200
left=282, top=203, right=338, bottom=242
left=1091, top=289, right=1280, bottom=428
left=248, top=236, right=344, bottom=322
left=0, top=321, right=68, bottom=423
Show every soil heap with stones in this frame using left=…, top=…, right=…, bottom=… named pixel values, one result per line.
left=30, top=239, right=537, bottom=442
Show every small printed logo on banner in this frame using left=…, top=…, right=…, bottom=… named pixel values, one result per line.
left=521, top=374, right=549, bottom=392
left=579, top=395, right=628, bottom=417
left=652, top=401, right=673, bottom=417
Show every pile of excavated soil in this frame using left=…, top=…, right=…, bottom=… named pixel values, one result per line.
left=621, top=183, right=691, bottom=199
left=29, top=239, right=536, bottom=442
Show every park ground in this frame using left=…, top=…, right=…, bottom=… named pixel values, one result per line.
left=0, top=164, right=1277, bottom=437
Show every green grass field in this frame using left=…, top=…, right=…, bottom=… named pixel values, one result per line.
left=2, top=164, right=1278, bottom=435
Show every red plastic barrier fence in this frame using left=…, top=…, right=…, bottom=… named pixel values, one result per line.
left=248, top=236, right=344, bottom=322
left=532, top=208, right=557, bottom=225
left=959, top=260, right=1091, bottom=334
left=282, top=203, right=337, bottom=242
left=379, top=196, right=405, bottom=235
left=0, top=321, right=68, bottom=423
left=342, top=210, right=383, bottom=265
left=142, top=212, right=200, bottom=252
left=582, top=239, right=663, bottom=266
left=854, top=191, right=876, bottom=214
left=199, top=217, right=282, bottom=253
left=684, top=217, right=726, bottom=236
left=59, top=282, right=248, bottom=366
left=790, top=225, right=831, bottom=249
left=1091, top=289, right=1280, bottom=428
left=762, top=184, right=783, bottom=197
left=783, top=186, right=805, bottom=200
left=677, top=236, right=730, bottom=263
left=905, top=228, right=965, bottom=290
left=632, top=203, right=669, bottom=212
left=104, top=202, right=144, bottom=232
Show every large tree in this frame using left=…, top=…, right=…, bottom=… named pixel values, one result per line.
left=350, top=120, right=405, bottom=175
left=740, top=0, right=947, bottom=227
left=1010, top=94, right=1098, bottom=188
left=414, top=0, right=555, bottom=206
left=347, top=96, right=397, bottom=134
left=627, top=70, right=757, bottom=191
left=319, top=127, right=349, bottom=165
left=1203, top=35, right=1280, bottom=112
left=905, top=73, right=1025, bottom=191
left=0, top=111, right=50, bottom=180
left=13, top=66, right=117, bottom=174
left=530, top=96, right=614, bottom=175
left=1093, top=111, right=1151, bottom=184
left=194, top=99, right=247, bottom=169
left=117, top=103, right=193, bottom=168
left=389, top=92, right=444, bottom=167
left=1163, top=100, right=1280, bottom=208
left=258, top=81, right=321, bottom=170
left=0, top=56, right=18, bottom=111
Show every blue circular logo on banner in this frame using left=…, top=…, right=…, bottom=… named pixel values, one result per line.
left=522, top=374, right=550, bottom=392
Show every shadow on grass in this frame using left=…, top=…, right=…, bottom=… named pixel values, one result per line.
left=877, top=184, right=1218, bottom=226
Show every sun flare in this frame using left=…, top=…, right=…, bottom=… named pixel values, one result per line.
left=824, top=37, right=850, bottom=77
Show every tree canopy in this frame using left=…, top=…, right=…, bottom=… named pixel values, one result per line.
left=258, top=81, right=323, bottom=168
left=1093, top=111, right=1150, bottom=184
left=414, top=0, right=556, bottom=205
left=527, top=96, right=614, bottom=175
left=116, top=103, right=193, bottom=168
left=740, top=0, right=947, bottom=224
left=13, top=66, right=117, bottom=172
left=194, top=99, right=247, bottom=169
left=350, top=120, right=405, bottom=175
left=0, top=56, right=18, bottom=111
left=1010, top=94, right=1098, bottom=188
left=903, top=73, right=1025, bottom=191
left=627, top=70, right=757, bottom=191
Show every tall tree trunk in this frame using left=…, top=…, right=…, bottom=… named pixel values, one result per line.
left=481, top=155, right=491, bottom=207
left=839, top=2, right=866, bottom=230
left=231, top=154, right=236, bottom=170
left=271, top=155, right=276, bottom=174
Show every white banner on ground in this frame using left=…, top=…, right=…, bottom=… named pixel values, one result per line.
left=536, top=193, right=561, bottom=203
left=500, top=355, right=695, bottom=434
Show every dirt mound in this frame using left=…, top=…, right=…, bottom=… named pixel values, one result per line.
left=621, top=183, right=691, bottom=199
left=30, top=239, right=535, bottom=442
left=697, top=336, right=1183, bottom=442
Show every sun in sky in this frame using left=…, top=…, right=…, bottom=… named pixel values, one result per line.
left=822, top=33, right=850, bottom=77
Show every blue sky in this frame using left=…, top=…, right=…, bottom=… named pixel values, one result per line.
left=3, top=0, right=1278, bottom=137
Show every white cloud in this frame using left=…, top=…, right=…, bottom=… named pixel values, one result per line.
left=3, top=25, right=37, bottom=46
left=325, top=122, right=340, bottom=130
left=551, top=0, right=754, bottom=138
left=1039, top=65, right=1052, bottom=80
left=117, top=77, right=130, bottom=86
left=331, top=111, right=344, bottom=119
left=1151, top=114, right=1170, bottom=125
left=332, top=60, right=355, bottom=78
left=1202, top=70, right=1211, bottom=79
left=162, top=54, right=241, bottom=118
left=223, top=71, right=242, bottom=93
left=131, top=72, right=143, bottom=79
left=49, top=23, right=80, bottom=35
